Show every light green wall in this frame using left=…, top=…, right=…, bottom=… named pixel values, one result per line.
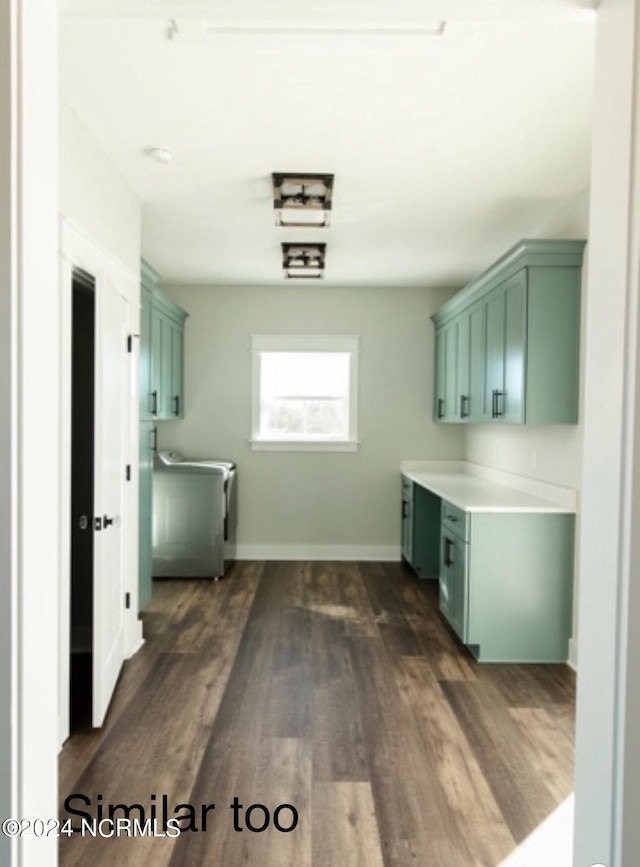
left=158, top=283, right=464, bottom=554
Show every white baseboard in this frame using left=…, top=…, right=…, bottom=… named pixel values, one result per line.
left=125, top=623, right=144, bottom=660
left=568, top=637, right=578, bottom=671
left=235, top=544, right=401, bottom=562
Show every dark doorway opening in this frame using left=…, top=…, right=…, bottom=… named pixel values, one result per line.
left=70, top=268, right=95, bottom=730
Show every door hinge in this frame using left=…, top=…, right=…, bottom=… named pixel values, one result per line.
left=125, top=592, right=131, bottom=610
left=126, top=464, right=131, bottom=481
left=127, top=335, right=133, bottom=353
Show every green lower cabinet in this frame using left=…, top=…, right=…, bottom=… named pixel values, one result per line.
left=138, top=421, right=155, bottom=612
left=412, top=486, right=441, bottom=578
left=439, top=529, right=468, bottom=639
left=402, top=478, right=440, bottom=578
left=439, top=503, right=574, bottom=662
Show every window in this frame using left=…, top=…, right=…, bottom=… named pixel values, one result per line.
left=251, top=334, right=360, bottom=451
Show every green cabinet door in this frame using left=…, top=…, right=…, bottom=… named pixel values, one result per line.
left=401, top=479, right=413, bottom=563
left=434, top=323, right=457, bottom=421
left=455, top=313, right=470, bottom=421
left=502, top=271, right=526, bottom=423
left=150, top=304, right=163, bottom=418
left=451, top=301, right=483, bottom=423
left=434, top=329, right=446, bottom=420
left=138, top=421, right=154, bottom=611
left=439, top=531, right=452, bottom=618
left=170, top=323, right=184, bottom=418
left=145, top=261, right=188, bottom=421
left=150, top=307, right=185, bottom=420
left=482, top=270, right=526, bottom=422
left=160, top=314, right=173, bottom=417
left=444, top=323, right=456, bottom=420
left=467, top=301, right=484, bottom=421
left=483, top=285, right=505, bottom=420
left=449, top=532, right=468, bottom=640
left=439, top=527, right=468, bottom=640
left=139, top=285, right=153, bottom=421
left=525, top=265, right=581, bottom=424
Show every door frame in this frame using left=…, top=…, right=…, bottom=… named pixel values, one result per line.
left=1, top=2, right=59, bottom=865
left=59, top=217, right=143, bottom=746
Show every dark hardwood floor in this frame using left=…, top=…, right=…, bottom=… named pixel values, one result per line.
left=59, top=560, right=575, bottom=866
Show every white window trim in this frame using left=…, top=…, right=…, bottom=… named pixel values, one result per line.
left=250, top=334, right=360, bottom=452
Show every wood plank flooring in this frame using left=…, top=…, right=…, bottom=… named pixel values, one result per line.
left=59, top=560, right=576, bottom=866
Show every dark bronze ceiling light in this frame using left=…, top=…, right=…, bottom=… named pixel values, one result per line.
left=273, top=173, right=334, bottom=227
left=282, top=243, right=326, bottom=279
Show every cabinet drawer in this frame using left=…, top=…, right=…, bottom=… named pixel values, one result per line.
left=441, top=500, right=469, bottom=541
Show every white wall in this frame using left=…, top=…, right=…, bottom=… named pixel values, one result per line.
left=158, top=283, right=464, bottom=558
left=573, top=0, right=640, bottom=863
left=59, top=98, right=140, bottom=274
left=464, top=423, right=583, bottom=490
left=0, top=6, right=13, bottom=857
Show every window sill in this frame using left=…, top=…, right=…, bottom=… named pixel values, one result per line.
left=250, top=439, right=360, bottom=453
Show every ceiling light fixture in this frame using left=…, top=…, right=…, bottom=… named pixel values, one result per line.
left=282, top=243, right=326, bottom=279
left=144, top=145, right=175, bottom=164
left=273, top=173, right=334, bottom=227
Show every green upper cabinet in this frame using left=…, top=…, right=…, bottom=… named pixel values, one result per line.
left=454, top=311, right=470, bottom=421
left=170, top=323, right=184, bottom=418
left=139, top=281, right=153, bottom=422
left=434, top=299, right=485, bottom=423
left=432, top=239, right=585, bottom=425
left=433, top=322, right=457, bottom=421
left=141, top=260, right=188, bottom=421
left=483, top=270, right=527, bottom=422
left=452, top=300, right=484, bottom=422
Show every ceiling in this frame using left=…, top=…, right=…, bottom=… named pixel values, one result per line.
left=59, top=1, right=596, bottom=288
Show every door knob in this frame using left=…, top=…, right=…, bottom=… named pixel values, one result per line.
left=103, top=514, right=120, bottom=528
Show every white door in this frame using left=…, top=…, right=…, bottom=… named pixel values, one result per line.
left=92, top=273, right=128, bottom=726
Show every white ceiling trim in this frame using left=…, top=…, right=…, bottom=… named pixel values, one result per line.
left=169, top=20, right=448, bottom=41
left=60, top=0, right=598, bottom=23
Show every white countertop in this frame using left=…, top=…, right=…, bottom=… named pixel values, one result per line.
left=401, top=461, right=576, bottom=514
